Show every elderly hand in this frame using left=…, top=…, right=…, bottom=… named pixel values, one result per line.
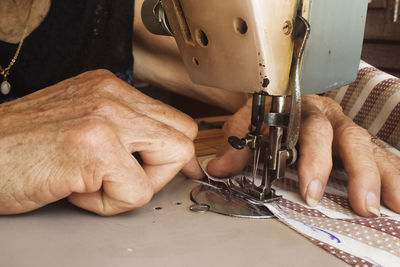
left=0, top=69, right=201, bottom=216
left=207, top=94, right=400, bottom=217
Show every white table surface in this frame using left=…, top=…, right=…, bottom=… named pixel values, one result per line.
left=0, top=174, right=347, bottom=267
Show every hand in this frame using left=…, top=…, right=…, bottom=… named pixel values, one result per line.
left=207, top=94, right=400, bottom=217
left=0, top=69, right=201, bottom=216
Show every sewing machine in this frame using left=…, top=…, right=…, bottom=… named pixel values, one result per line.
left=141, top=0, right=368, bottom=218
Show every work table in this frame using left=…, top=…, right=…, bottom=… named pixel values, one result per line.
left=0, top=117, right=347, bottom=266
left=0, top=175, right=346, bottom=267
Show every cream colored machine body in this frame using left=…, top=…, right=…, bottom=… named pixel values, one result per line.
left=141, top=0, right=368, bottom=217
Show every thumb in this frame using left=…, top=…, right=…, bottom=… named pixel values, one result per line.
left=180, top=155, right=205, bottom=179
left=207, top=100, right=253, bottom=177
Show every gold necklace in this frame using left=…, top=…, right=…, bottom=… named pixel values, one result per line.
left=0, top=1, right=33, bottom=95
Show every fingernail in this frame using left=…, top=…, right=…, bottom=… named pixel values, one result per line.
left=306, top=180, right=322, bottom=207
left=366, top=191, right=380, bottom=217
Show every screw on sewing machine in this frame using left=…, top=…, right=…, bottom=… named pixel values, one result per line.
left=228, top=134, right=259, bottom=150
left=283, top=20, right=293, bottom=35
left=228, top=136, right=246, bottom=150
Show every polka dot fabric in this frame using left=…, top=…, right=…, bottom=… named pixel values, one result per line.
left=263, top=167, right=400, bottom=266
left=310, top=239, right=375, bottom=267
left=217, top=160, right=400, bottom=266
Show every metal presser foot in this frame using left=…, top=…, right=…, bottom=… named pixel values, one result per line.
left=190, top=174, right=280, bottom=219
left=189, top=15, right=309, bottom=219
left=189, top=92, right=283, bottom=219
left=188, top=93, right=290, bottom=219
left=189, top=92, right=294, bottom=219
left=189, top=93, right=296, bottom=219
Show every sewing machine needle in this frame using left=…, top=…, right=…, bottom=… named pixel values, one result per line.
left=252, top=147, right=261, bottom=185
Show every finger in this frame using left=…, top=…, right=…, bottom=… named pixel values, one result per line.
left=180, top=155, right=205, bottom=179
left=207, top=100, right=252, bottom=177
left=207, top=147, right=249, bottom=177
left=68, top=114, right=195, bottom=215
left=137, top=136, right=195, bottom=192
left=28, top=70, right=199, bottom=141
left=87, top=73, right=199, bottom=140
left=386, top=149, right=400, bottom=172
left=132, top=96, right=199, bottom=140
left=117, top=115, right=195, bottom=192
left=88, top=100, right=196, bottom=190
left=375, top=147, right=400, bottom=213
left=298, top=95, right=334, bottom=207
left=323, top=97, right=381, bottom=217
left=68, top=139, right=154, bottom=216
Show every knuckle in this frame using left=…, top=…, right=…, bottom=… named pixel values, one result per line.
left=302, top=94, right=320, bottom=103
left=303, top=111, right=330, bottom=126
left=302, top=94, right=344, bottom=119
left=182, top=117, right=198, bottom=140
left=63, top=119, right=114, bottom=150
left=97, top=187, right=154, bottom=216
left=78, top=69, right=114, bottom=82
left=326, top=102, right=343, bottom=115
left=172, top=135, right=196, bottom=162
left=184, top=139, right=196, bottom=160
left=96, top=206, right=118, bottom=217
left=132, top=186, right=154, bottom=208
left=301, top=112, right=333, bottom=139
left=323, top=95, right=342, bottom=109
left=337, top=123, right=370, bottom=143
left=388, top=153, right=400, bottom=167
left=95, top=76, right=125, bottom=95
left=118, top=185, right=154, bottom=212
left=373, top=145, right=386, bottom=160
left=91, top=69, right=114, bottom=76
left=88, top=97, right=122, bottom=116
left=86, top=69, right=115, bottom=80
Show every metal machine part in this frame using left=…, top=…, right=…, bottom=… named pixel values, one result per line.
left=143, top=0, right=298, bottom=95
left=299, top=0, right=368, bottom=94
left=141, top=0, right=368, bottom=95
left=225, top=16, right=310, bottom=202
left=141, top=0, right=173, bottom=36
left=141, top=0, right=368, bottom=218
left=190, top=177, right=276, bottom=219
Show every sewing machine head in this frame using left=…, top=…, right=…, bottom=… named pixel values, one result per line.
left=141, top=0, right=368, bottom=218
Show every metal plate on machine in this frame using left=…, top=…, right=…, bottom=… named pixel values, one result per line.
left=300, top=0, right=368, bottom=94
left=190, top=184, right=275, bottom=219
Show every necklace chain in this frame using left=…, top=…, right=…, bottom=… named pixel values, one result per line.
left=0, top=1, right=34, bottom=79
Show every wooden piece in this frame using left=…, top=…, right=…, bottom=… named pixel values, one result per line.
left=194, top=116, right=227, bottom=156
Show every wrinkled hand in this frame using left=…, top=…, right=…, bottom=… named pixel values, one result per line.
left=207, top=94, right=400, bottom=217
left=0, top=70, right=201, bottom=216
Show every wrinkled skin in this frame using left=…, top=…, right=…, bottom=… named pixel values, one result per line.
left=207, top=95, right=400, bottom=217
left=0, top=70, right=201, bottom=216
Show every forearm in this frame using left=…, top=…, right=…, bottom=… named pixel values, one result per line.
left=132, top=0, right=247, bottom=112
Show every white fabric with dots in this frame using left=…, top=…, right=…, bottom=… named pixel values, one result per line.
left=265, top=167, right=400, bottom=267
left=201, top=154, right=400, bottom=267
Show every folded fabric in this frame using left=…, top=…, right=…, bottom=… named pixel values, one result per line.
left=265, top=166, right=400, bottom=267
left=200, top=148, right=400, bottom=267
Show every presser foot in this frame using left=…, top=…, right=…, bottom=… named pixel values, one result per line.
left=190, top=176, right=281, bottom=219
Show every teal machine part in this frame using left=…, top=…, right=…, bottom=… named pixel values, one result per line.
left=300, top=0, right=369, bottom=94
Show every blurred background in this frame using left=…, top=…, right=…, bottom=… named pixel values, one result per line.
left=363, top=0, right=400, bottom=77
